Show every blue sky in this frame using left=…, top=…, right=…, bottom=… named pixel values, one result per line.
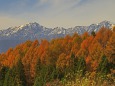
left=0, top=0, right=115, bottom=29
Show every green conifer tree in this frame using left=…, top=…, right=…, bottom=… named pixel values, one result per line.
left=97, top=55, right=110, bottom=74
left=0, top=67, right=9, bottom=86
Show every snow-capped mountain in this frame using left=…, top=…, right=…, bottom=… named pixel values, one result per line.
left=0, top=20, right=114, bottom=53
left=0, top=20, right=113, bottom=40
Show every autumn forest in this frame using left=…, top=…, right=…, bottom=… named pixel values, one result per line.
left=0, top=27, right=115, bottom=86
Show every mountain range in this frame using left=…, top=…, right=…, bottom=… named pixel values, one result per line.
left=0, top=20, right=114, bottom=53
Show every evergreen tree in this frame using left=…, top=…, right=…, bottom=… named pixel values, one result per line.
left=3, top=68, right=14, bottom=86
left=91, top=31, right=96, bottom=37
left=34, top=66, right=48, bottom=86
left=15, top=59, right=27, bottom=86
left=3, top=59, right=26, bottom=86
left=97, top=55, right=110, bottom=74
left=70, top=53, right=78, bottom=73
left=0, top=67, right=9, bottom=86
left=77, top=57, right=86, bottom=75
left=33, top=76, right=41, bottom=86
left=3, top=69, right=9, bottom=86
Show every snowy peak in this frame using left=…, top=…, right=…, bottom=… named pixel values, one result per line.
left=99, top=20, right=111, bottom=24
left=24, top=22, right=42, bottom=29
left=0, top=22, right=45, bottom=36
left=98, top=20, right=112, bottom=27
